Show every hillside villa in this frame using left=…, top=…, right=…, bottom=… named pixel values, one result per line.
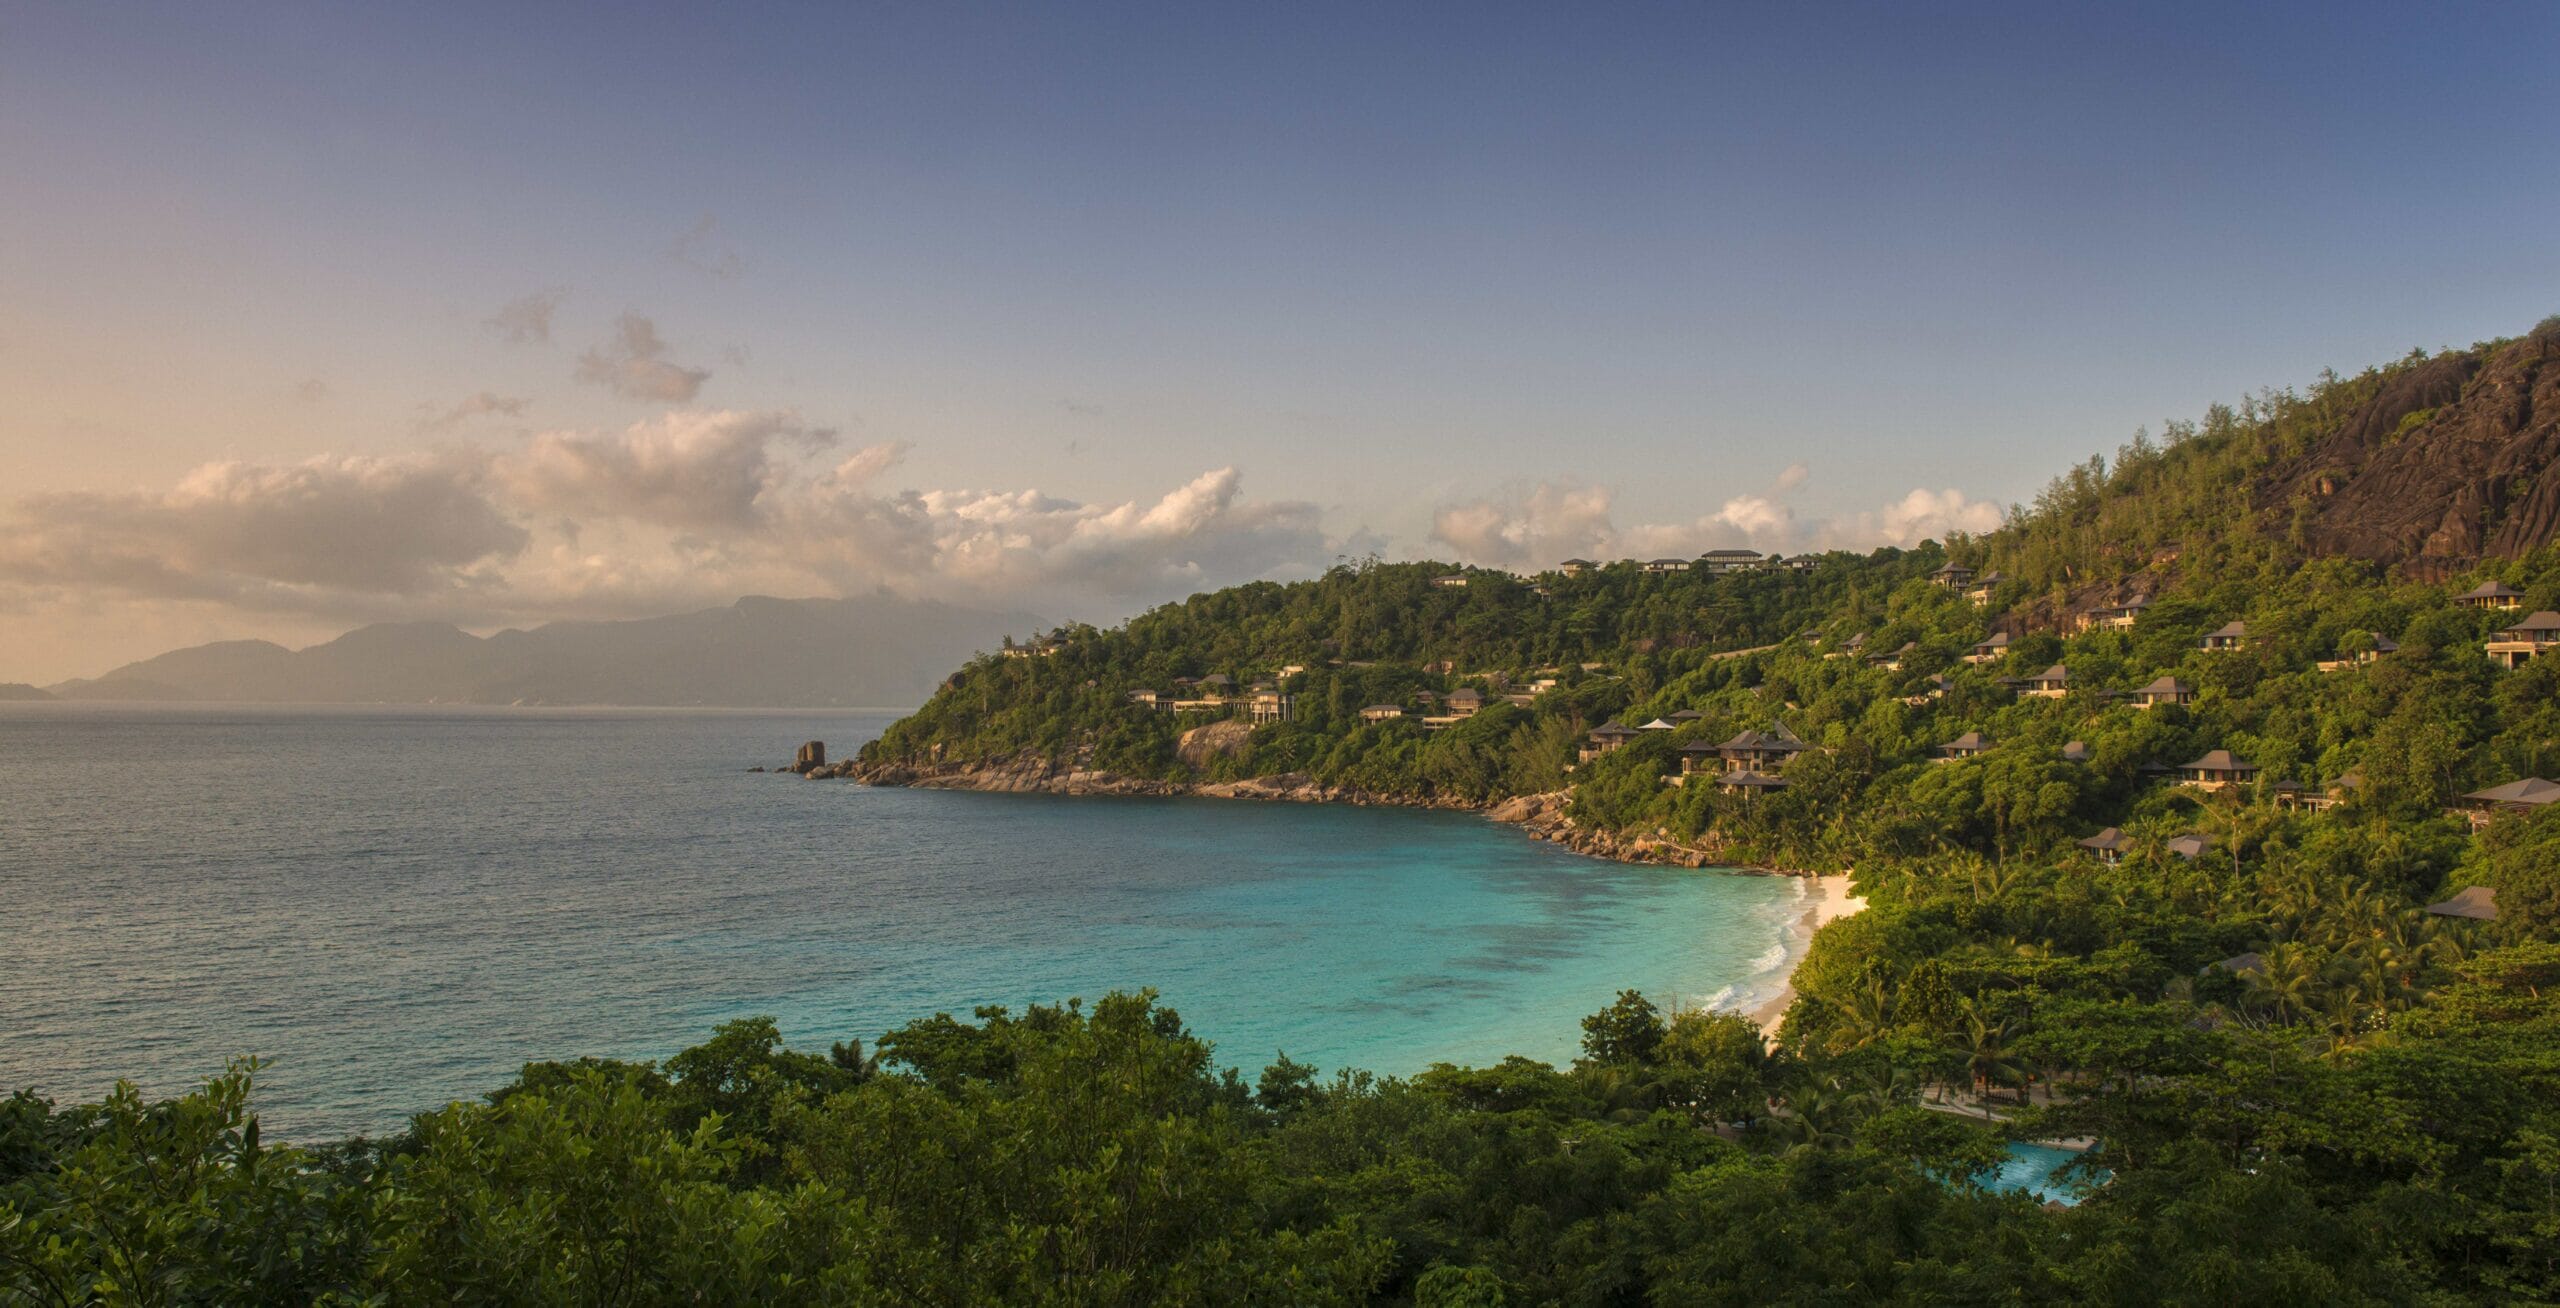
left=1962, top=632, right=2011, bottom=664
left=1431, top=573, right=1469, bottom=588
left=2201, top=621, right=2251, bottom=651
left=2022, top=663, right=2069, bottom=698
left=1699, top=548, right=1763, bottom=574
left=1359, top=704, right=1408, bottom=724
left=2079, top=597, right=2148, bottom=632
left=2454, top=777, right=2560, bottom=827
left=2130, top=675, right=2196, bottom=709
left=2316, top=634, right=2398, bottom=672
left=2166, top=834, right=2213, bottom=861
left=1965, top=571, right=2005, bottom=607
left=1249, top=689, right=1295, bottom=724
left=2179, top=749, right=2260, bottom=792
left=2425, top=886, right=2500, bottom=921
left=1644, top=558, right=1691, bottom=573
left=1559, top=559, right=1594, bottom=575
left=1931, top=561, right=1975, bottom=588
left=2455, top=581, right=2525, bottom=611
left=1934, top=731, right=1994, bottom=761
left=2077, top=827, right=2131, bottom=865
left=1717, top=724, right=1809, bottom=773
left=2486, top=611, right=2560, bottom=668
left=1579, top=720, right=1639, bottom=762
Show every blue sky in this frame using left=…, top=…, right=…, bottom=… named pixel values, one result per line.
left=3, top=2, right=2556, bottom=679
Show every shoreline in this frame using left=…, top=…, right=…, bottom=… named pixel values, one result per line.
left=845, top=756, right=1825, bottom=876
left=1741, top=873, right=1866, bottom=1037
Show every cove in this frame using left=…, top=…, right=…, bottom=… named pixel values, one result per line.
left=1, top=706, right=1810, bottom=1140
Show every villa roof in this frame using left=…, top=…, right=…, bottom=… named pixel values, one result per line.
left=2461, top=777, right=2560, bottom=808
left=1717, top=770, right=1789, bottom=789
left=2497, top=611, right=2560, bottom=635
left=1668, top=709, right=1703, bottom=721
left=2077, top=827, right=2131, bottom=852
left=2134, top=676, right=2194, bottom=696
left=2030, top=663, right=2069, bottom=683
left=1560, top=557, right=1595, bottom=567
left=2458, top=581, right=2524, bottom=600
left=1973, top=631, right=2012, bottom=649
left=1971, top=570, right=2006, bottom=586
left=2424, top=886, right=2500, bottom=920
left=2207, top=621, right=2249, bottom=638
left=2181, top=749, right=2258, bottom=773
left=1699, top=547, right=1762, bottom=559
left=1648, top=557, right=1690, bottom=566
left=1361, top=703, right=1406, bottom=713
left=1639, top=718, right=1677, bottom=731
left=1940, top=731, right=1994, bottom=752
left=1449, top=687, right=1483, bottom=701
left=1590, top=721, right=1639, bottom=738
left=2166, top=834, right=2213, bottom=860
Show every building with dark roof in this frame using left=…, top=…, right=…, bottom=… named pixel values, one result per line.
left=2179, top=749, right=2260, bottom=792
left=2455, top=580, right=2525, bottom=612
left=2130, top=676, right=2195, bottom=710
left=2488, top=611, right=2560, bottom=669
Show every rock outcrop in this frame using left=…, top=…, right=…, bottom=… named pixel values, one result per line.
left=789, top=740, right=828, bottom=774
left=2259, top=323, right=2560, bottom=572
left=846, top=756, right=1790, bottom=872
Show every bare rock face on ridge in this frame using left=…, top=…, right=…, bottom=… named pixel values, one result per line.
left=2260, top=323, right=2560, bottom=573
left=1176, top=719, right=1257, bottom=770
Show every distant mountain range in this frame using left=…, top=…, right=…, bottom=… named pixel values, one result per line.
left=40, top=595, right=1042, bottom=708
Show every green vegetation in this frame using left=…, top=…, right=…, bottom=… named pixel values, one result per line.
left=17, top=333, right=2560, bottom=1301
left=10, top=944, right=2560, bottom=1303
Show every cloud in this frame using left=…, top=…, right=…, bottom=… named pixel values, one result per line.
left=496, top=410, right=835, bottom=531
left=1819, top=487, right=2004, bottom=548
left=575, top=313, right=711, bottom=403
left=2, top=416, right=1330, bottom=639
left=420, top=391, right=532, bottom=431
left=0, top=453, right=525, bottom=610
left=669, top=215, right=745, bottom=279
left=486, top=288, right=567, bottom=345
left=1432, top=468, right=2001, bottom=566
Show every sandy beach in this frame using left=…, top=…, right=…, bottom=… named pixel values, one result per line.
left=1744, top=874, right=1866, bottom=1035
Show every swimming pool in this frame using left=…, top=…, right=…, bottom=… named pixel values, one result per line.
left=1987, top=1142, right=2103, bottom=1205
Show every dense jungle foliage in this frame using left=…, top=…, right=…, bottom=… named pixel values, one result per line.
left=9, top=943, right=2560, bottom=1305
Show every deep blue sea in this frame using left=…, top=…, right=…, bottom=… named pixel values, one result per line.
left=0, top=705, right=1810, bottom=1140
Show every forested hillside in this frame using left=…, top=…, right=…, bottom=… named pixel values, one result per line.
left=16, top=325, right=2560, bottom=1303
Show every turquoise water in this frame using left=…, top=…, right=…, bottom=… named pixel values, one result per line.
left=0, top=705, right=1809, bottom=1140
left=1989, top=1142, right=2100, bottom=1205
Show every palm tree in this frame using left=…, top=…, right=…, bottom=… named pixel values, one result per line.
left=1954, top=1003, right=2029, bottom=1107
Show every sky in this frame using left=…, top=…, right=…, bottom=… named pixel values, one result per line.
left=4, top=2, right=2557, bottom=683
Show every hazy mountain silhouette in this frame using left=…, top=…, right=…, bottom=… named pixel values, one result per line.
left=44, top=595, right=1040, bottom=707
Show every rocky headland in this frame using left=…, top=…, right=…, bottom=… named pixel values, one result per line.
left=827, top=745, right=1804, bottom=874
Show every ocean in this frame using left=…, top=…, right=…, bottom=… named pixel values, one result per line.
left=0, top=704, right=1809, bottom=1140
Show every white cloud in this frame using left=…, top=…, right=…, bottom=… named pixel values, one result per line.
left=1432, top=469, right=2002, bottom=566
left=420, top=391, right=532, bottom=431
left=1819, top=487, right=2004, bottom=548
left=486, top=288, right=567, bottom=345
left=574, top=314, right=710, bottom=403
left=0, top=417, right=1330, bottom=642
left=496, top=410, right=834, bottom=531
left=0, top=452, right=525, bottom=610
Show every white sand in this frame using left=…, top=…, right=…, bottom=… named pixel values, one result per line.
left=1744, top=873, right=1865, bottom=1037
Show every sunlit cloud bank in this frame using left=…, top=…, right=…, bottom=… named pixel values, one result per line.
left=0, top=411, right=1332, bottom=641
left=1429, top=463, right=2002, bottom=569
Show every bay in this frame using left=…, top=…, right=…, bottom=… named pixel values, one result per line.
left=0, top=705, right=1808, bottom=1140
